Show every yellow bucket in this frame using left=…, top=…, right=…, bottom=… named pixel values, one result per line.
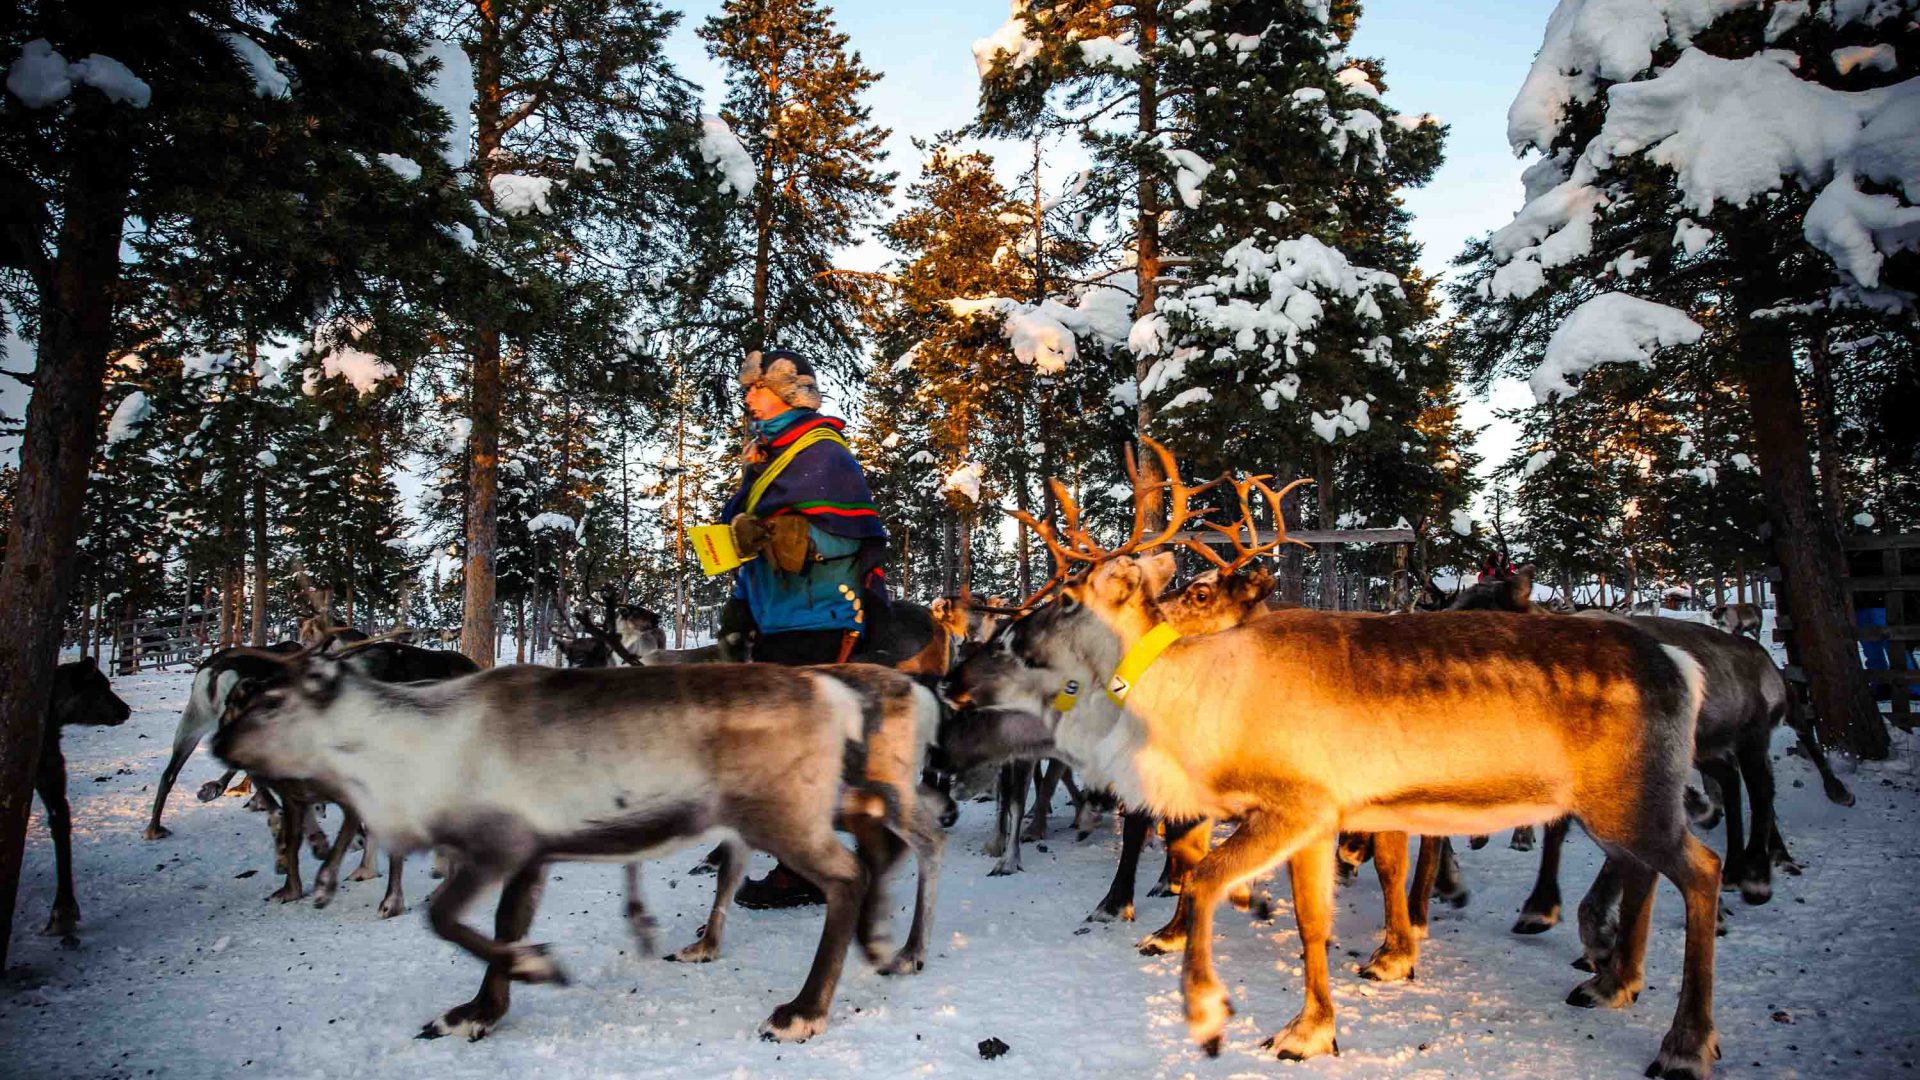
left=690, top=523, right=753, bottom=577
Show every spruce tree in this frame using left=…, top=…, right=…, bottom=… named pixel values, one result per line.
left=0, top=0, right=481, bottom=967
left=699, top=0, right=896, bottom=374
left=1452, top=0, right=1917, bottom=756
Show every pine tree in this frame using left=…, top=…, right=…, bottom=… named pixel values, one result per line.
left=1451, top=1, right=1917, bottom=756
left=699, top=0, right=896, bottom=374
left=0, top=0, right=483, bottom=966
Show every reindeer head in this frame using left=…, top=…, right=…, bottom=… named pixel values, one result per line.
left=210, top=633, right=421, bottom=793
left=1156, top=564, right=1278, bottom=635
left=50, top=656, right=130, bottom=729
left=1446, top=564, right=1536, bottom=613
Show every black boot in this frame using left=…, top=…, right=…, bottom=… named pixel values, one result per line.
left=734, top=864, right=825, bottom=909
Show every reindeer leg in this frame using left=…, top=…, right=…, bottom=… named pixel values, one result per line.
left=1140, top=818, right=1211, bottom=953
left=989, top=760, right=1033, bottom=875
left=377, top=851, right=406, bottom=919
left=311, top=808, right=361, bottom=909
left=756, top=835, right=865, bottom=1043
left=196, top=768, right=238, bottom=803
left=670, top=838, right=746, bottom=963
left=36, top=744, right=80, bottom=947
left=1024, top=759, right=1066, bottom=841
left=1645, top=836, right=1724, bottom=1079
left=304, top=803, right=330, bottom=861
left=144, top=722, right=209, bottom=840
left=418, top=862, right=551, bottom=1041
left=1699, top=758, right=1746, bottom=895
left=1088, top=810, right=1151, bottom=922
left=1263, top=833, right=1342, bottom=1061
left=623, top=863, right=657, bottom=956
left=1433, top=837, right=1468, bottom=908
left=1731, top=738, right=1776, bottom=905
left=422, top=855, right=560, bottom=982
left=1408, top=835, right=1440, bottom=938
left=267, top=794, right=306, bottom=903
left=347, top=826, right=380, bottom=881
left=881, top=801, right=946, bottom=976
left=1360, top=831, right=1418, bottom=982
left=1514, top=817, right=1572, bottom=934
left=1573, top=856, right=1624, bottom=973
left=1569, top=858, right=1653, bottom=1008
left=848, top=816, right=908, bottom=967
left=1510, top=825, right=1536, bottom=851
left=1335, top=831, right=1373, bottom=888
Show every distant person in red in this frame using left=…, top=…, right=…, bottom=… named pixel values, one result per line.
left=1477, top=554, right=1516, bottom=582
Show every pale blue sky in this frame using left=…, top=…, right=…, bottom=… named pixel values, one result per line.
left=661, top=0, right=1558, bottom=480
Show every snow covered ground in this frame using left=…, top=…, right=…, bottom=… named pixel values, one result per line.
left=5, top=667, right=1919, bottom=1079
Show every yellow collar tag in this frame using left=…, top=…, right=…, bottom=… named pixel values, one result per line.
left=1051, top=679, right=1082, bottom=713
left=1105, top=622, right=1183, bottom=705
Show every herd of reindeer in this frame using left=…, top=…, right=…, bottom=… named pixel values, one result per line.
left=28, top=440, right=1857, bottom=1079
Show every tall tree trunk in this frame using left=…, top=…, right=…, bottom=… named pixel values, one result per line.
left=0, top=144, right=129, bottom=971
left=247, top=339, right=269, bottom=646
left=1315, top=445, right=1338, bottom=611
left=461, top=15, right=505, bottom=668
left=1737, top=315, right=1886, bottom=758
left=1130, top=3, right=1165, bottom=526
left=1807, top=333, right=1848, bottom=536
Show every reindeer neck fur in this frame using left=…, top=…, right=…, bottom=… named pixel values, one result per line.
left=305, top=675, right=475, bottom=852
left=1049, top=594, right=1205, bottom=815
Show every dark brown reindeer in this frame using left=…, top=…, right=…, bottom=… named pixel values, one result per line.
left=939, top=440, right=1722, bottom=1079
left=213, top=644, right=886, bottom=1043
left=35, top=658, right=132, bottom=947
left=1444, top=576, right=1852, bottom=959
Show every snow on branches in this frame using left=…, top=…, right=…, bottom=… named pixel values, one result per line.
left=1529, top=292, right=1704, bottom=403
left=5, top=39, right=151, bottom=109
left=1498, top=6, right=1920, bottom=304
left=698, top=115, right=756, bottom=199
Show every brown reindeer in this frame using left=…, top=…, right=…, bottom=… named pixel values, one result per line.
left=939, top=441, right=1721, bottom=1078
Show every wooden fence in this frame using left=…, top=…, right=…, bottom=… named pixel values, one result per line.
left=1768, top=529, right=1919, bottom=729
left=107, top=608, right=217, bottom=673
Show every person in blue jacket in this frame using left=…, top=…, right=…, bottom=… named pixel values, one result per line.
left=720, top=347, right=891, bottom=907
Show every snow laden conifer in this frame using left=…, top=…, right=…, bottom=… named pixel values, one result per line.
left=1452, top=0, right=1916, bottom=757
left=409, top=0, right=714, bottom=665
left=699, top=0, right=896, bottom=374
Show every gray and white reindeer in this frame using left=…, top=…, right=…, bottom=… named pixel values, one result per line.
left=212, top=645, right=911, bottom=1043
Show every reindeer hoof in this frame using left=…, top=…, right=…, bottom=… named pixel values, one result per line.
left=1567, top=974, right=1639, bottom=1009
left=1185, top=983, right=1233, bottom=1053
left=1085, top=901, right=1134, bottom=924
left=347, top=863, right=379, bottom=883
left=266, top=884, right=302, bottom=903
left=1738, top=877, right=1772, bottom=906
left=143, top=824, right=171, bottom=841
left=419, top=1001, right=502, bottom=1042
left=878, top=949, right=925, bottom=976
left=1468, top=834, right=1489, bottom=850
left=196, top=780, right=224, bottom=803
left=667, top=939, right=720, bottom=964
left=1248, top=893, right=1277, bottom=922
left=1138, top=930, right=1185, bottom=956
left=1646, top=1027, right=1719, bottom=1080
left=506, top=944, right=568, bottom=985
left=42, top=909, right=78, bottom=940
left=1512, top=908, right=1560, bottom=934
left=311, top=883, right=336, bottom=909
left=987, top=860, right=1021, bottom=877
left=1359, top=944, right=1417, bottom=983
left=759, top=1003, right=827, bottom=1043
left=377, top=895, right=406, bottom=919
left=1260, top=1015, right=1338, bottom=1060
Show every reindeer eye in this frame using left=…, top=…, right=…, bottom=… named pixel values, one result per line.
left=1195, top=585, right=1212, bottom=602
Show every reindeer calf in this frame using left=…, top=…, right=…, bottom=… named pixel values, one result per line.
left=36, top=658, right=132, bottom=947
left=215, top=653, right=879, bottom=1043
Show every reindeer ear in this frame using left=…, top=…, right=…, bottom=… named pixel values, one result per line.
left=1089, top=559, right=1145, bottom=606
left=1237, top=565, right=1278, bottom=604
left=1509, top=566, right=1535, bottom=610
left=1139, top=551, right=1178, bottom=597
left=298, top=657, right=345, bottom=704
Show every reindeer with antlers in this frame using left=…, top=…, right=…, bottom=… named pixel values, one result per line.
left=939, top=439, right=1722, bottom=1078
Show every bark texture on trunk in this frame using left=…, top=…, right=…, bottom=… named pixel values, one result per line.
left=1737, top=317, right=1887, bottom=759
left=460, top=329, right=502, bottom=667
left=0, top=147, right=129, bottom=970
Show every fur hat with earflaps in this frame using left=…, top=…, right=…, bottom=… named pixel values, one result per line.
left=739, top=348, right=822, bottom=411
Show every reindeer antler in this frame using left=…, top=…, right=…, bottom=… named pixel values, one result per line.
left=989, top=438, right=1219, bottom=615
left=1176, top=474, right=1314, bottom=572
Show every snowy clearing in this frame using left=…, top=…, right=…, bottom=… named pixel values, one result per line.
left=4, top=667, right=1919, bottom=1079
